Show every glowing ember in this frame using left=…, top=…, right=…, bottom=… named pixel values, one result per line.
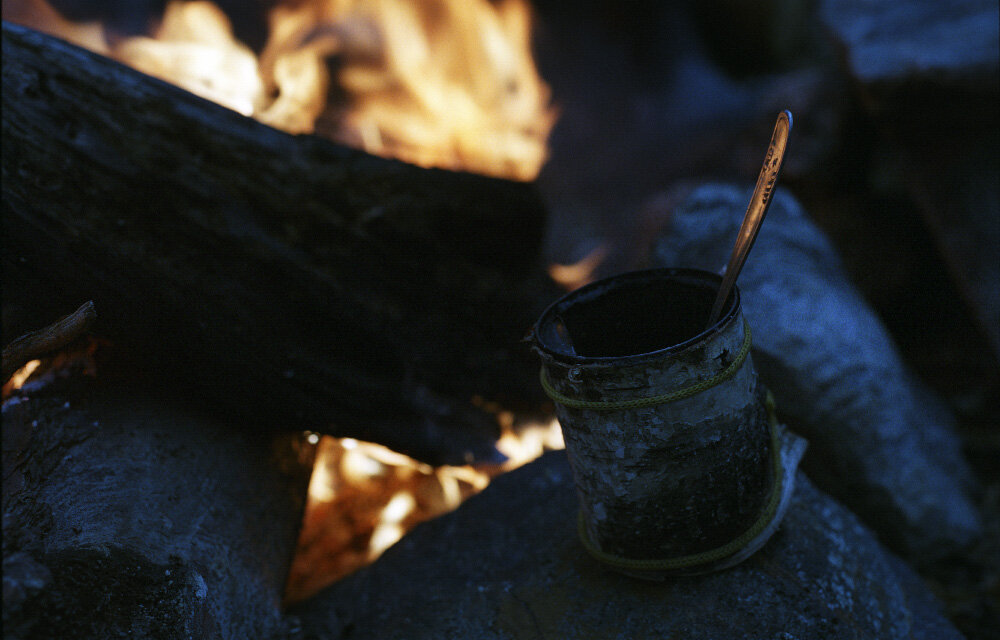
left=548, top=244, right=609, bottom=291
left=2, top=338, right=103, bottom=401
left=5, top=0, right=555, bottom=181
left=3, top=360, right=42, bottom=395
left=286, top=418, right=562, bottom=604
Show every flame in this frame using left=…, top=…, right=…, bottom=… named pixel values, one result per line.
left=548, top=244, right=609, bottom=291
left=3, top=0, right=108, bottom=53
left=3, top=360, right=42, bottom=395
left=116, top=2, right=263, bottom=117
left=329, top=0, right=556, bottom=180
left=368, top=490, right=415, bottom=557
left=2, top=338, right=103, bottom=401
left=6, top=0, right=561, bottom=600
left=496, top=416, right=564, bottom=463
left=286, top=416, right=562, bottom=604
left=5, top=0, right=555, bottom=181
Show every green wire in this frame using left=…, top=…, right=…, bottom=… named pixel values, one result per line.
left=575, top=394, right=783, bottom=572
left=540, top=320, right=752, bottom=411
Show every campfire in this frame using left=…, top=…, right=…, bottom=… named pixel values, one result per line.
left=6, top=1, right=995, bottom=638
left=4, top=0, right=555, bottom=181
left=5, top=349, right=564, bottom=605
left=287, top=417, right=563, bottom=603
left=3, top=0, right=566, bottom=622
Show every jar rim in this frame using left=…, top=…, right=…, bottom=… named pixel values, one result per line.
left=532, top=267, right=741, bottom=366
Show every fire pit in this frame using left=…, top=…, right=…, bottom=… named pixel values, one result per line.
left=3, top=0, right=565, bottom=631
left=3, top=0, right=997, bottom=638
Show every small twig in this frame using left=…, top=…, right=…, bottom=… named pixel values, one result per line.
left=2, top=301, right=97, bottom=384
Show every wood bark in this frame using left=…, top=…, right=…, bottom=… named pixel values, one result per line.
left=2, top=301, right=95, bottom=383
left=1, top=375, right=314, bottom=639
left=533, top=269, right=776, bottom=567
left=1, top=22, right=554, bottom=464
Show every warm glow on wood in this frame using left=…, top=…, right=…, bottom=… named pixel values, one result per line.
left=5, top=0, right=555, bottom=181
left=288, top=417, right=563, bottom=603
left=4, top=360, right=41, bottom=392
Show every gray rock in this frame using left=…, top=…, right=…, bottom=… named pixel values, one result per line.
left=651, top=184, right=981, bottom=561
left=2, top=381, right=312, bottom=640
left=818, top=0, right=1000, bottom=362
left=293, top=451, right=962, bottom=640
left=874, top=123, right=1000, bottom=363
left=820, top=0, right=999, bottom=92
left=2, top=552, right=51, bottom=613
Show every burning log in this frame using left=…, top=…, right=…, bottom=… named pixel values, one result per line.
left=1, top=373, right=314, bottom=639
left=2, top=301, right=95, bottom=383
left=2, top=22, right=553, bottom=465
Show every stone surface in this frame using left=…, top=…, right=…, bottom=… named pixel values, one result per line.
left=292, top=451, right=962, bottom=640
left=651, top=184, right=981, bottom=562
left=2, top=377, right=312, bottom=640
left=820, top=0, right=999, bottom=93
left=906, top=134, right=1000, bottom=361
left=870, top=111, right=1000, bottom=365
left=818, top=0, right=1000, bottom=362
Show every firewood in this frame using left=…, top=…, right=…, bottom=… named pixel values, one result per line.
left=2, top=301, right=95, bottom=384
left=1, top=22, right=554, bottom=464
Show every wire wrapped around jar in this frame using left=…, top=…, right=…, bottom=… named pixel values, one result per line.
left=531, top=268, right=806, bottom=579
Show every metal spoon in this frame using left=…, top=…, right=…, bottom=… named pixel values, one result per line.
left=706, top=110, right=793, bottom=328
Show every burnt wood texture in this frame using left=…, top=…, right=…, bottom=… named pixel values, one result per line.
left=2, top=301, right=96, bottom=382
left=1, top=22, right=552, bottom=464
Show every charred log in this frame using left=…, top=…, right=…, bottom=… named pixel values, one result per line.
left=2, top=301, right=95, bottom=383
left=1, top=22, right=553, bottom=464
left=1, top=374, right=314, bottom=640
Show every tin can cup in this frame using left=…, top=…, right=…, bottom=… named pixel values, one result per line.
left=531, top=268, right=804, bottom=578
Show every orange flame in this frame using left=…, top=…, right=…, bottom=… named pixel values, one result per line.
left=119, top=2, right=263, bottom=116
left=5, top=0, right=562, bottom=600
left=3, top=0, right=108, bottom=53
left=1, top=338, right=103, bottom=400
left=2, top=360, right=42, bottom=396
left=287, top=418, right=562, bottom=603
left=327, top=0, right=556, bottom=180
left=548, top=244, right=609, bottom=291
left=5, top=0, right=555, bottom=181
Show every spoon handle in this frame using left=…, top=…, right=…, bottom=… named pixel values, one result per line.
left=706, top=110, right=793, bottom=327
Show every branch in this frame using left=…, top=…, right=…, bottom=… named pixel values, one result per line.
left=2, top=301, right=96, bottom=383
